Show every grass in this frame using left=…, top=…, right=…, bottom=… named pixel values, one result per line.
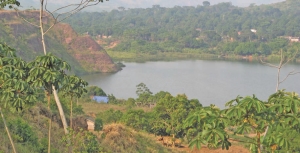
left=106, top=50, right=220, bottom=62
left=99, top=123, right=182, bottom=153
left=80, top=102, right=153, bottom=115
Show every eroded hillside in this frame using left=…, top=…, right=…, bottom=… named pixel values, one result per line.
left=0, top=10, right=119, bottom=74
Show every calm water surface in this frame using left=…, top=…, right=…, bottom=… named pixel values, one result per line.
left=82, top=60, right=300, bottom=108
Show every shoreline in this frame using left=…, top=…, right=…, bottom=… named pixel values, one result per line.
left=107, top=51, right=300, bottom=64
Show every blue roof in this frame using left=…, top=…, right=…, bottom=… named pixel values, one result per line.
left=93, top=96, right=109, bottom=103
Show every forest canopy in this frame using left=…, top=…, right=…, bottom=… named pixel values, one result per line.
left=66, top=0, right=300, bottom=56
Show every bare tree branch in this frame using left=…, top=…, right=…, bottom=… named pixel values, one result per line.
left=282, top=49, right=298, bottom=67
left=279, top=70, right=300, bottom=84
left=261, top=48, right=299, bottom=146
left=259, top=57, right=278, bottom=68
left=15, top=9, right=40, bottom=27
left=43, top=0, right=103, bottom=35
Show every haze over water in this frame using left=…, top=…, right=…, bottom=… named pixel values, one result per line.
left=82, top=60, right=300, bottom=108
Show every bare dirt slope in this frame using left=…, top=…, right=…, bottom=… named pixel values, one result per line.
left=0, top=10, right=118, bottom=73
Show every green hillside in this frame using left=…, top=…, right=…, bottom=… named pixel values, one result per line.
left=66, top=0, right=300, bottom=60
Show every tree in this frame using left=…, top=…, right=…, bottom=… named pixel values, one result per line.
left=0, top=107, right=16, bottom=153
left=136, top=82, right=152, bottom=96
left=260, top=49, right=299, bottom=92
left=27, top=53, right=71, bottom=153
left=94, top=117, right=103, bottom=132
left=61, top=128, right=102, bottom=153
left=121, top=109, right=151, bottom=131
left=13, top=0, right=111, bottom=135
left=84, top=86, right=106, bottom=97
left=203, top=1, right=210, bottom=6
left=13, top=0, right=110, bottom=152
left=223, top=91, right=300, bottom=153
left=264, top=90, right=300, bottom=152
left=185, top=105, right=230, bottom=150
left=0, top=0, right=20, bottom=9
left=0, top=43, right=37, bottom=153
left=224, top=95, right=267, bottom=153
left=60, top=75, right=88, bottom=128
left=152, top=94, right=202, bottom=147
left=118, top=6, right=125, bottom=11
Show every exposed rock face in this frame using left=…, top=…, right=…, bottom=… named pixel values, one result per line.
left=0, top=10, right=118, bottom=73
left=52, top=23, right=119, bottom=73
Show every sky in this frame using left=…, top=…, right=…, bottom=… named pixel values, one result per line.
left=19, top=0, right=285, bottom=12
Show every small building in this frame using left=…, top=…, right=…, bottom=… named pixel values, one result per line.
left=86, top=117, right=95, bottom=131
left=250, top=29, right=257, bottom=33
left=290, top=37, right=300, bottom=42
left=92, top=96, right=109, bottom=103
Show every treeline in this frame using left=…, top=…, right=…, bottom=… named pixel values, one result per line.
left=66, top=0, right=300, bottom=56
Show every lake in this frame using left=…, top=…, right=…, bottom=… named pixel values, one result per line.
left=81, top=60, right=300, bottom=108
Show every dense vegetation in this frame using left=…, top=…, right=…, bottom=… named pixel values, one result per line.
left=2, top=41, right=300, bottom=153
left=66, top=0, right=300, bottom=59
left=64, top=82, right=300, bottom=153
left=90, top=83, right=300, bottom=153
left=2, top=0, right=300, bottom=153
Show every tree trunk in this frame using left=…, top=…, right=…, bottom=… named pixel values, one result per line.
left=276, top=68, right=281, bottom=92
left=53, top=87, right=69, bottom=134
left=39, top=0, right=47, bottom=55
left=0, top=107, right=16, bottom=153
left=70, top=98, right=73, bottom=129
left=47, top=93, right=51, bottom=153
left=39, top=0, right=69, bottom=135
left=257, top=132, right=261, bottom=153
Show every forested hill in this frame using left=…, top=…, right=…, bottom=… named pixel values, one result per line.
left=66, top=0, right=300, bottom=56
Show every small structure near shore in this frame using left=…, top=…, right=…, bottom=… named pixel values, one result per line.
left=92, top=96, right=109, bottom=103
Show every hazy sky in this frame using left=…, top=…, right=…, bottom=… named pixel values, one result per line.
left=19, top=0, right=285, bottom=11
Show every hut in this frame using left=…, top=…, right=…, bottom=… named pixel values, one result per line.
left=86, top=117, right=95, bottom=131
left=92, top=96, right=109, bottom=103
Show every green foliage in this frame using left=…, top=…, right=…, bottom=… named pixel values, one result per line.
left=121, top=109, right=151, bottom=131
left=203, top=1, right=210, bottom=6
left=84, top=86, right=107, bottom=97
left=224, top=95, right=268, bottom=152
left=66, top=1, right=300, bottom=57
left=124, top=98, right=136, bottom=108
left=107, top=94, right=119, bottom=104
left=60, top=75, right=88, bottom=99
left=0, top=0, right=20, bottom=9
left=27, top=53, right=71, bottom=93
left=136, top=82, right=152, bottom=96
left=135, top=83, right=154, bottom=105
left=152, top=93, right=203, bottom=137
left=96, top=108, right=123, bottom=124
left=61, top=128, right=102, bottom=153
left=263, top=90, right=300, bottom=152
left=94, top=117, right=103, bottom=131
left=185, top=105, right=230, bottom=150
left=72, top=104, right=84, bottom=115
left=0, top=43, right=37, bottom=110
left=7, top=118, right=38, bottom=145
left=221, top=91, right=300, bottom=152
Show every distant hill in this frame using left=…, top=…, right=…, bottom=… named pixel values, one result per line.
left=0, top=10, right=119, bottom=74
left=65, top=0, right=300, bottom=56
